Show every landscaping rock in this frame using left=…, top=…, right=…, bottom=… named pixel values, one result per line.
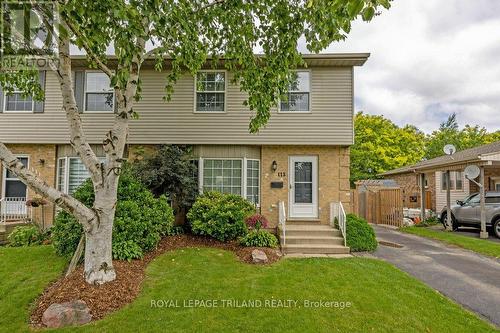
left=251, top=249, right=268, bottom=263
left=42, top=300, right=92, bottom=328
left=275, top=249, right=283, bottom=257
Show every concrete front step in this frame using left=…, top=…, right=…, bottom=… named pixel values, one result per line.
left=285, top=235, right=344, bottom=245
left=284, top=244, right=350, bottom=254
left=280, top=225, right=342, bottom=238
left=286, top=219, right=322, bottom=225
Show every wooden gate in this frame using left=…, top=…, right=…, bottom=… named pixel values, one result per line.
left=351, top=188, right=403, bottom=227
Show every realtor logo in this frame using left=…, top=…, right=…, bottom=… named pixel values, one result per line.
left=1, top=0, right=58, bottom=69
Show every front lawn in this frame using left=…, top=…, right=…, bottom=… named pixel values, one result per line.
left=1, top=246, right=496, bottom=332
left=0, top=245, right=67, bottom=332
left=401, top=227, right=500, bottom=258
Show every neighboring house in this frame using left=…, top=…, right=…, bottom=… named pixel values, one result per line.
left=382, top=141, right=500, bottom=213
left=0, top=53, right=368, bottom=253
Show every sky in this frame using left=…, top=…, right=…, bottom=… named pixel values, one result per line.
left=304, top=0, right=500, bottom=133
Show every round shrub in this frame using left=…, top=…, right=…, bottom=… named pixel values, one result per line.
left=51, top=167, right=175, bottom=260
left=346, top=214, right=377, bottom=252
left=187, top=191, right=255, bottom=242
left=7, top=225, right=46, bottom=247
left=245, top=214, right=269, bottom=230
left=240, top=230, right=278, bottom=248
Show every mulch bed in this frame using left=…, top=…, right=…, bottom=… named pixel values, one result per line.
left=30, top=234, right=282, bottom=327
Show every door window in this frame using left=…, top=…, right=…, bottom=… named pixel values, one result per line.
left=294, top=161, right=313, bottom=203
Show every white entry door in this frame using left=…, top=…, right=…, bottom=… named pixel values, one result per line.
left=289, top=156, right=318, bottom=218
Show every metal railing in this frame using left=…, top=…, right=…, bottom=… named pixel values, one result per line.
left=0, top=197, right=30, bottom=224
left=278, top=200, right=286, bottom=246
left=330, top=202, right=347, bottom=247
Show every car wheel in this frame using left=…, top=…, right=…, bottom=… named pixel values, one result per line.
left=494, top=219, right=500, bottom=239
left=441, top=214, right=459, bottom=230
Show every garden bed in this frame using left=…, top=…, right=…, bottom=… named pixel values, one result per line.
left=30, top=234, right=281, bottom=327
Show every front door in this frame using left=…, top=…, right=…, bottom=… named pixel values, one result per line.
left=2, top=157, right=28, bottom=215
left=289, top=156, right=318, bottom=218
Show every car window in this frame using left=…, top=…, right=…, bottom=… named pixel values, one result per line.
left=486, top=196, right=500, bottom=204
left=467, top=195, right=480, bottom=205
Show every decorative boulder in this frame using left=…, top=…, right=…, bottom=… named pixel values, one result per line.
left=251, top=249, right=268, bottom=263
left=403, top=218, right=415, bottom=227
left=42, top=300, right=92, bottom=328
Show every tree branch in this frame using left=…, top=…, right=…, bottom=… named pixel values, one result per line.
left=54, top=22, right=103, bottom=183
left=0, top=143, right=95, bottom=231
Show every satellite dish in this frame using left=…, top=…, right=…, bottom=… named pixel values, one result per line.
left=443, top=144, right=456, bottom=155
left=464, top=165, right=481, bottom=180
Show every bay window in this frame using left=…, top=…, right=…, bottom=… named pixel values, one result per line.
left=196, top=158, right=260, bottom=205
left=57, top=157, right=106, bottom=195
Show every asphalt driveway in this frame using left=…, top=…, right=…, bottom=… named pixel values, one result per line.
left=370, top=225, right=500, bottom=327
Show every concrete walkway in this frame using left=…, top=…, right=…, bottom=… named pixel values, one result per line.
left=370, top=225, right=500, bottom=327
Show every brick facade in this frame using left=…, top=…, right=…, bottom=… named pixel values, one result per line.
left=261, top=145, right=351, bottom=227
left=387, top=172, right=437, bottom=211
left=0, top=144, right=56, bottom=227
left=469, top=167, right=500, bottom=193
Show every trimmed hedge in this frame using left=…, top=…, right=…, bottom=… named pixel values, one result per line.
left=187, top=191, right=255, bottom=242
left=51, top=167, right=175, bottom=260
left=346, top=213, right=377, bottom=252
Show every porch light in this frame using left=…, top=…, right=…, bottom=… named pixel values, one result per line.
left=272, top=160, right=278, bottom=172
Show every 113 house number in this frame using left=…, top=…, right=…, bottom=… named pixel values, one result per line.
left=277, top=172, right=286, bottom=177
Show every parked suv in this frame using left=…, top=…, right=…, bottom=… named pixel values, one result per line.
left=439, top=192, right=500, bottom=238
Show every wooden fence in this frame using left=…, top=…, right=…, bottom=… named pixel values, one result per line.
left=351, top=188, right=404, bottom=227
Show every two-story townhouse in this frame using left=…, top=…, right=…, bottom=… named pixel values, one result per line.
left=0, top=53, right=369, bottom=253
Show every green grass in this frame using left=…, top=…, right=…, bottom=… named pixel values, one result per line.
left=0, top=245, right=67, bottom=332
left=1, top=246, right=497, bottom=333
left=401, top=227, right=500, bottom=258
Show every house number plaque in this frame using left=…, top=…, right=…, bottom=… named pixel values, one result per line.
left=277, top=172, right=286, bottom=177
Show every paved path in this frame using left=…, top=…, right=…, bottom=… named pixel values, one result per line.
left=371, top=225, right=500, bottom=327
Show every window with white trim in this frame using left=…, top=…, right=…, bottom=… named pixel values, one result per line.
left=441, top=171, right=463, bottom=191
left=195, top=71, right=225, bottom=112
left=5, top=90, right=33, bottom=112
left=57, top=157, right=106, bottom=195
left=246, top=160, right=260, bottom=205
left=85, top=72, right=114, bottom=112
left=203, top=159, right=241, bottom=194
left=196, top=158, right=260, bottom=205
left=280, top=71, right=310, bottom=112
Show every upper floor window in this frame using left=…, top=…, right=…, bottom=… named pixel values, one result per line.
left=5, top=90, right=33, bottom=112
left=85, top=72, right=114, bottom=112
left=280, top=71, right=310, bottom=112
left=195, top=71, right=225, bottom=112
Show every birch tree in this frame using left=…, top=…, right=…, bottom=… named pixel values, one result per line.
left=0, top=0, right=390, bottom=284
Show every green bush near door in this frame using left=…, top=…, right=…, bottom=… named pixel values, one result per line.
left=346, top=214, right=378, bottom=252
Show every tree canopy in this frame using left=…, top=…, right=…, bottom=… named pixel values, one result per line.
left=352, top=112, right=500, bottom=183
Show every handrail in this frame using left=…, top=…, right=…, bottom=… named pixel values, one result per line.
left=330, top=202, right=347, bottom=247
left=278, top=200, right=286, bottom=246
left=0, top=197, right=30, bottom=224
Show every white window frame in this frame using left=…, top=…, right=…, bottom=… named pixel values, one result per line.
left=83, top=71, right=115, bottom=113
left=2, top=155, right=29, bottom=198
left=441, top=171, right=464, bottom=192
left=193, top=70, right=227, bottom=113
left=278, top=70, right=312, bottom=113
left=196, top=157, right=260, bottom=207
left=3, top=90, right=34, bottom=113
left=56, top=156, right=106, bottom=194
